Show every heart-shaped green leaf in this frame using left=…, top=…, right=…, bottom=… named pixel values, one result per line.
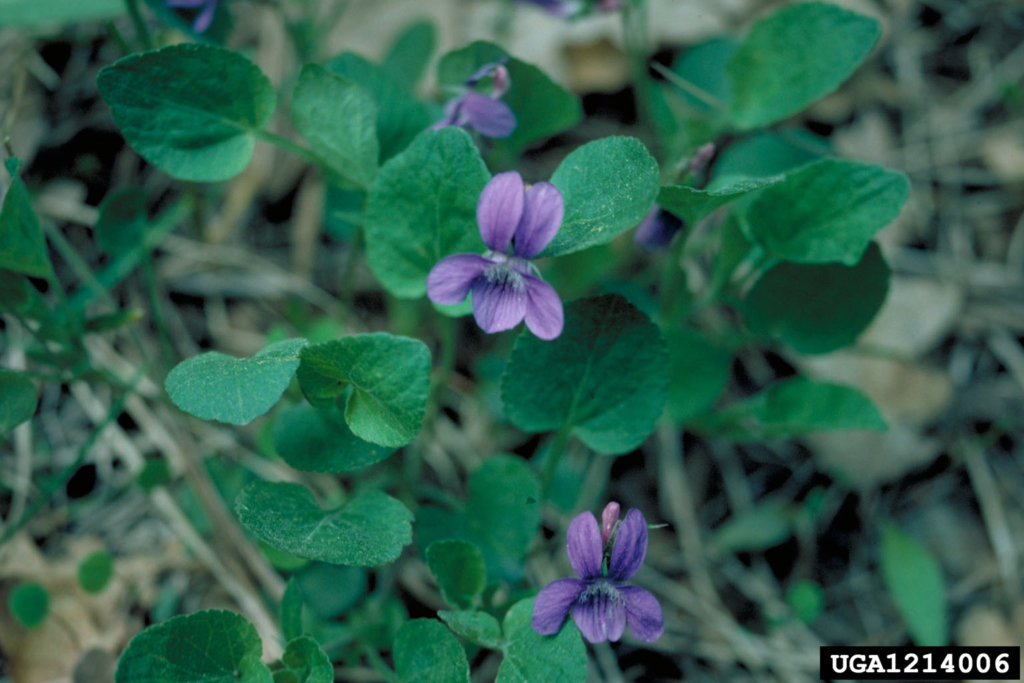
left=235, top=482, right=413, bottom=567
left=326, top=52, right=432, bottom=162
left=115, top=610, right=273, bottom=683
left=742, top=241, right=890, bottom=354
left=417, top=455, right=540, bottom=582
left=742, top=159, right=909, bottom=266
left=727, top=2, right=881, bottom=129
left=502, top=295, right=669, bottom=455
left=363, top=128, right=490, bottom=298
left=272, top=402, right=395, bottom=472
left=165, top=339, right=307, bottom=425
left=394, top=619, right=470, bottom=683
left=98, top=44, right=275, bottom=182
left=296, top=333, right=430, bottom=447
left=541, top=137, right=660, bottom=257
left=497, top=598, right=586, bottom=683
left=292, top=64, right=379, bottom=190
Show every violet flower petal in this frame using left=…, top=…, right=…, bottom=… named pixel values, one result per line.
left=189, top=0, right=217, bottom=32
left=566, top=511, right=604, bottom=580
left=477, top=172, right=525, bottom=253
left=513, top=182, right=563, bottom=259
left=426, top=253, right=493, bottom=305
left=470, top=272, right=528, bottom=333
left=620, top=585, right=664, bottom=642
left=572, top=591, right=626, bottom=643
left=531, top=577, right=586, bottom=635
left=461, top=92, right=517, bottom=139
left=523, top=274, right=564, bottom=341
left=608, top=508, right=648, bottom=582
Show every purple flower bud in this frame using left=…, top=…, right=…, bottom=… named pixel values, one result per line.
left=433, top=59, right=517, bottom=139
left=492, top=65, right=511, bottom=99
left=532, top=507, right=664, bottom=643
left=688, top=142, right=716, bottom=177
left=601, top=501, right=620, bottom=544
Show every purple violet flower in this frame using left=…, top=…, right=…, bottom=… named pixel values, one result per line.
left=166, top=0, right=218, bottom=33
left=432, top=61, right=517, bottom=139
left=634, top=205, right=684, bottom=250
left=426, top=171, right=565, bottom=340
left=532, top=503, right=664, bottom=643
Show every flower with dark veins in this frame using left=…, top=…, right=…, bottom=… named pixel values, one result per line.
left=432, top=60, right=516, bottom=139
left=532, top=502, right=664, bottom=643
left=426, top=171, right=564, bottom=340
left=166, top=0, right=219, bottom=33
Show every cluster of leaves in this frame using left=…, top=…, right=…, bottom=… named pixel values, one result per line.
left=0, top=0, right=951, bottom=679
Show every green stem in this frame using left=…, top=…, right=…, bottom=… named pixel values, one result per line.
left=361, top=643, right=400, bottom=683
left=622, top=0, right=653, bottom=132
left=124, top=0, right=153, bottom=51
left=254, top=129, right=334, bottom=172
left=650, top=62, right=728, bottom=113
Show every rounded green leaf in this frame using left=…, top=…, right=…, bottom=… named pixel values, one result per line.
left=714, top=129, right=828, bottom=181
left=743, top=159, right=909, bottom=265
left=296, top=333, right=430, bottom=447
left=497, top=598, right=586, bottom=683
left=502, top=295, right=669, bottom=455
left=97, top=44, right=276, bottom=182
left=417, top=455, right=540, bottom=582
left=437, top=41, right=582, bottom=158
left=541, top=137, right=660, bottom=257
left=742, top=241, right=890, bottom=354
left=426, top=540, right=486, bottom=609
left=292, top=64, right=379, bottom=190
left=326, top=52, right=432, bottom=162
left=0, top=158, right=50, bottom=278
left=115, top=610, right=272, bottom=683
left=880, top=523, right=948, bottom=646
left=0, top=369, right=36, bottom=434
left=77, top=550, right=114, bottom=595
left=272, top=402, right=395, bottom=472
left=8, top=583, right=49, bottom=629
left=165, top=338, right=307, bottom=425
left=438, top=610, right=503, bottom=649
left=235, top=482, right=413, bottom=567
left=662, top=328, right=731, bottom=424
left=363, top=128, right=490, bottom=298
left=702, top=377, right=887, bottom=441
left=728, top=2, right=881, bottom=129
left=275, top=636, right=333, bottom=683
left=280, top=578, right=304, bottom=643
left=394, top=619, right=470, bottom=683
left=712, top=499, right=794, bottom=553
